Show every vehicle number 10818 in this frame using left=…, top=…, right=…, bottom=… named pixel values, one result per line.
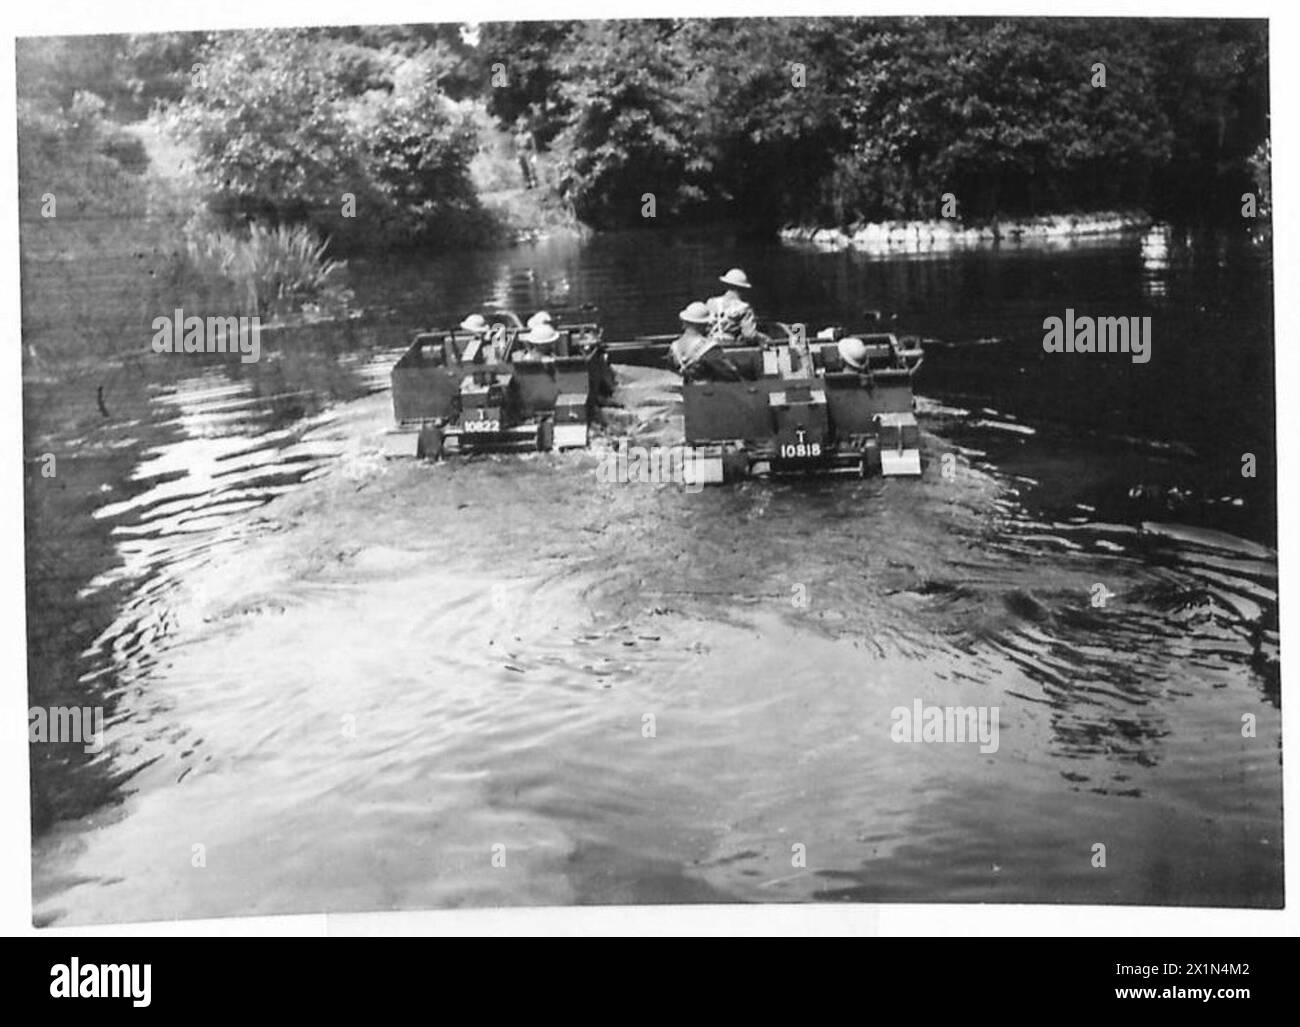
left=779, top=442, right=822, bottom=459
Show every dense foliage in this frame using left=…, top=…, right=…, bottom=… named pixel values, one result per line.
left=17, top=91, right=149, bottom=215
left=481, top=16, right=1269, bottom=229
left=175, top=29, right=487, bottom=251
left=17, top=17, right=1271, bottom=245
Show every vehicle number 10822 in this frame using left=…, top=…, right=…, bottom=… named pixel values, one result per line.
left=463, top=419, right=500, bottom=433
left=779, top=442, right=822, bottom=459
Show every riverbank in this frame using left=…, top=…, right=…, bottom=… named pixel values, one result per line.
left=781, top=210, right=1152, bottom=254
left=467, top=105, right=583, bottom=245
left=126, top=103, right=580, bottom=250
left=20, top=104, right=577, bottom=369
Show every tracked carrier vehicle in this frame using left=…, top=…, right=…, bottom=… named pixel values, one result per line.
left=383, top=308, right=612, bottom=459
left=606, top=321, right=924, bottom=483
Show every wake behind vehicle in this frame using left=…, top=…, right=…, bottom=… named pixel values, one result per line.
left=606, top=321, right=925, bottom=483
left=383, top=307, right=612, bottom=458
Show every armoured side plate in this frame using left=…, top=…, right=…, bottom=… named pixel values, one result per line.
left=880, top=449, right=922, bottom=476
left=553, top=423, right=589, bottom=450
left=682, top=447, right=725, bottom=486
left=381, top=429, right=421, bottom=458
left=877, top=411, right=922, bottom=476
left=553, top=392, right=591, bottom=448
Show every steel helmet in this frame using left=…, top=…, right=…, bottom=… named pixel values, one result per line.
left=526, top=311, right=554, bottom=330
left=718, top=268, right=752, bottom=289
left=679, top=301, right=713, bottom=325
left=459, top=313, right=489, bottom=333
left=838, top=336, right=870, bottom=370
left=524, top=323, right=560, bottom=347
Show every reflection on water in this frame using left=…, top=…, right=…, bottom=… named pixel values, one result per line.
left=23, top=339, right=401, bottom=831
left=25, top=227, right=1280, bottom=921
left=1140, top=224, right=1171, bottom=298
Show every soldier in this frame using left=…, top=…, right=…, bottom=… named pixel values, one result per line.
left=459, top=313, right=490, bottom=335
left=515, top=121, right=539, bottom=189
left=452, top=315, right=501, bottom=364
left=515, top=322, right=561, bottom=361
left=707, top=268, right=768, bottom=344
left=837, top=336, right=870, bottom=372
left=669, top=302, right=744, bottom=382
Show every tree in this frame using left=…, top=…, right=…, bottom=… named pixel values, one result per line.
left=551, top=21, right=714, bottom=227
left=1145, top=19, right=1270, bottom=222
left=477, top=20, right=580, bottom=144
left=178, top=30, right=367, bottom=228
left=176, top=29, right=483, bottom=251
left=829, top=18, right=1174, bottom=222
left=679, top=18, right=854, bottom=229
left=356, top=54, right=482, bottom=247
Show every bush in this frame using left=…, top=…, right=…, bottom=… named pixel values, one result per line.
left=177, top=31, right=367, bottom=231
left=173, top=223, right=353, bottom=321
left=550, top=21, right=713, bottom=228
left=18, top=92, right=152, bottom=220
left=341, top=55, right=483, bottom=248
left=176, top=30, right=485, bottom=253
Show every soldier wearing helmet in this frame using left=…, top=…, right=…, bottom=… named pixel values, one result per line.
left=458, top=313, right=502, bottom=362
left=516, top=322, right=561, bottom=361
left=670, top=302, right=743, bottom=382
left=706, top=268, right=768, bottom=345
left=837, top=336, right=870, bottom=372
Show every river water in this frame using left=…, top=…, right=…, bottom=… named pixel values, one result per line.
left=25, top=225, right=1281, bottom=922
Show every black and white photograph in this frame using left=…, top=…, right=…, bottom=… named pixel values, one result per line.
left=11, top=4, right=1287, bottom=934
